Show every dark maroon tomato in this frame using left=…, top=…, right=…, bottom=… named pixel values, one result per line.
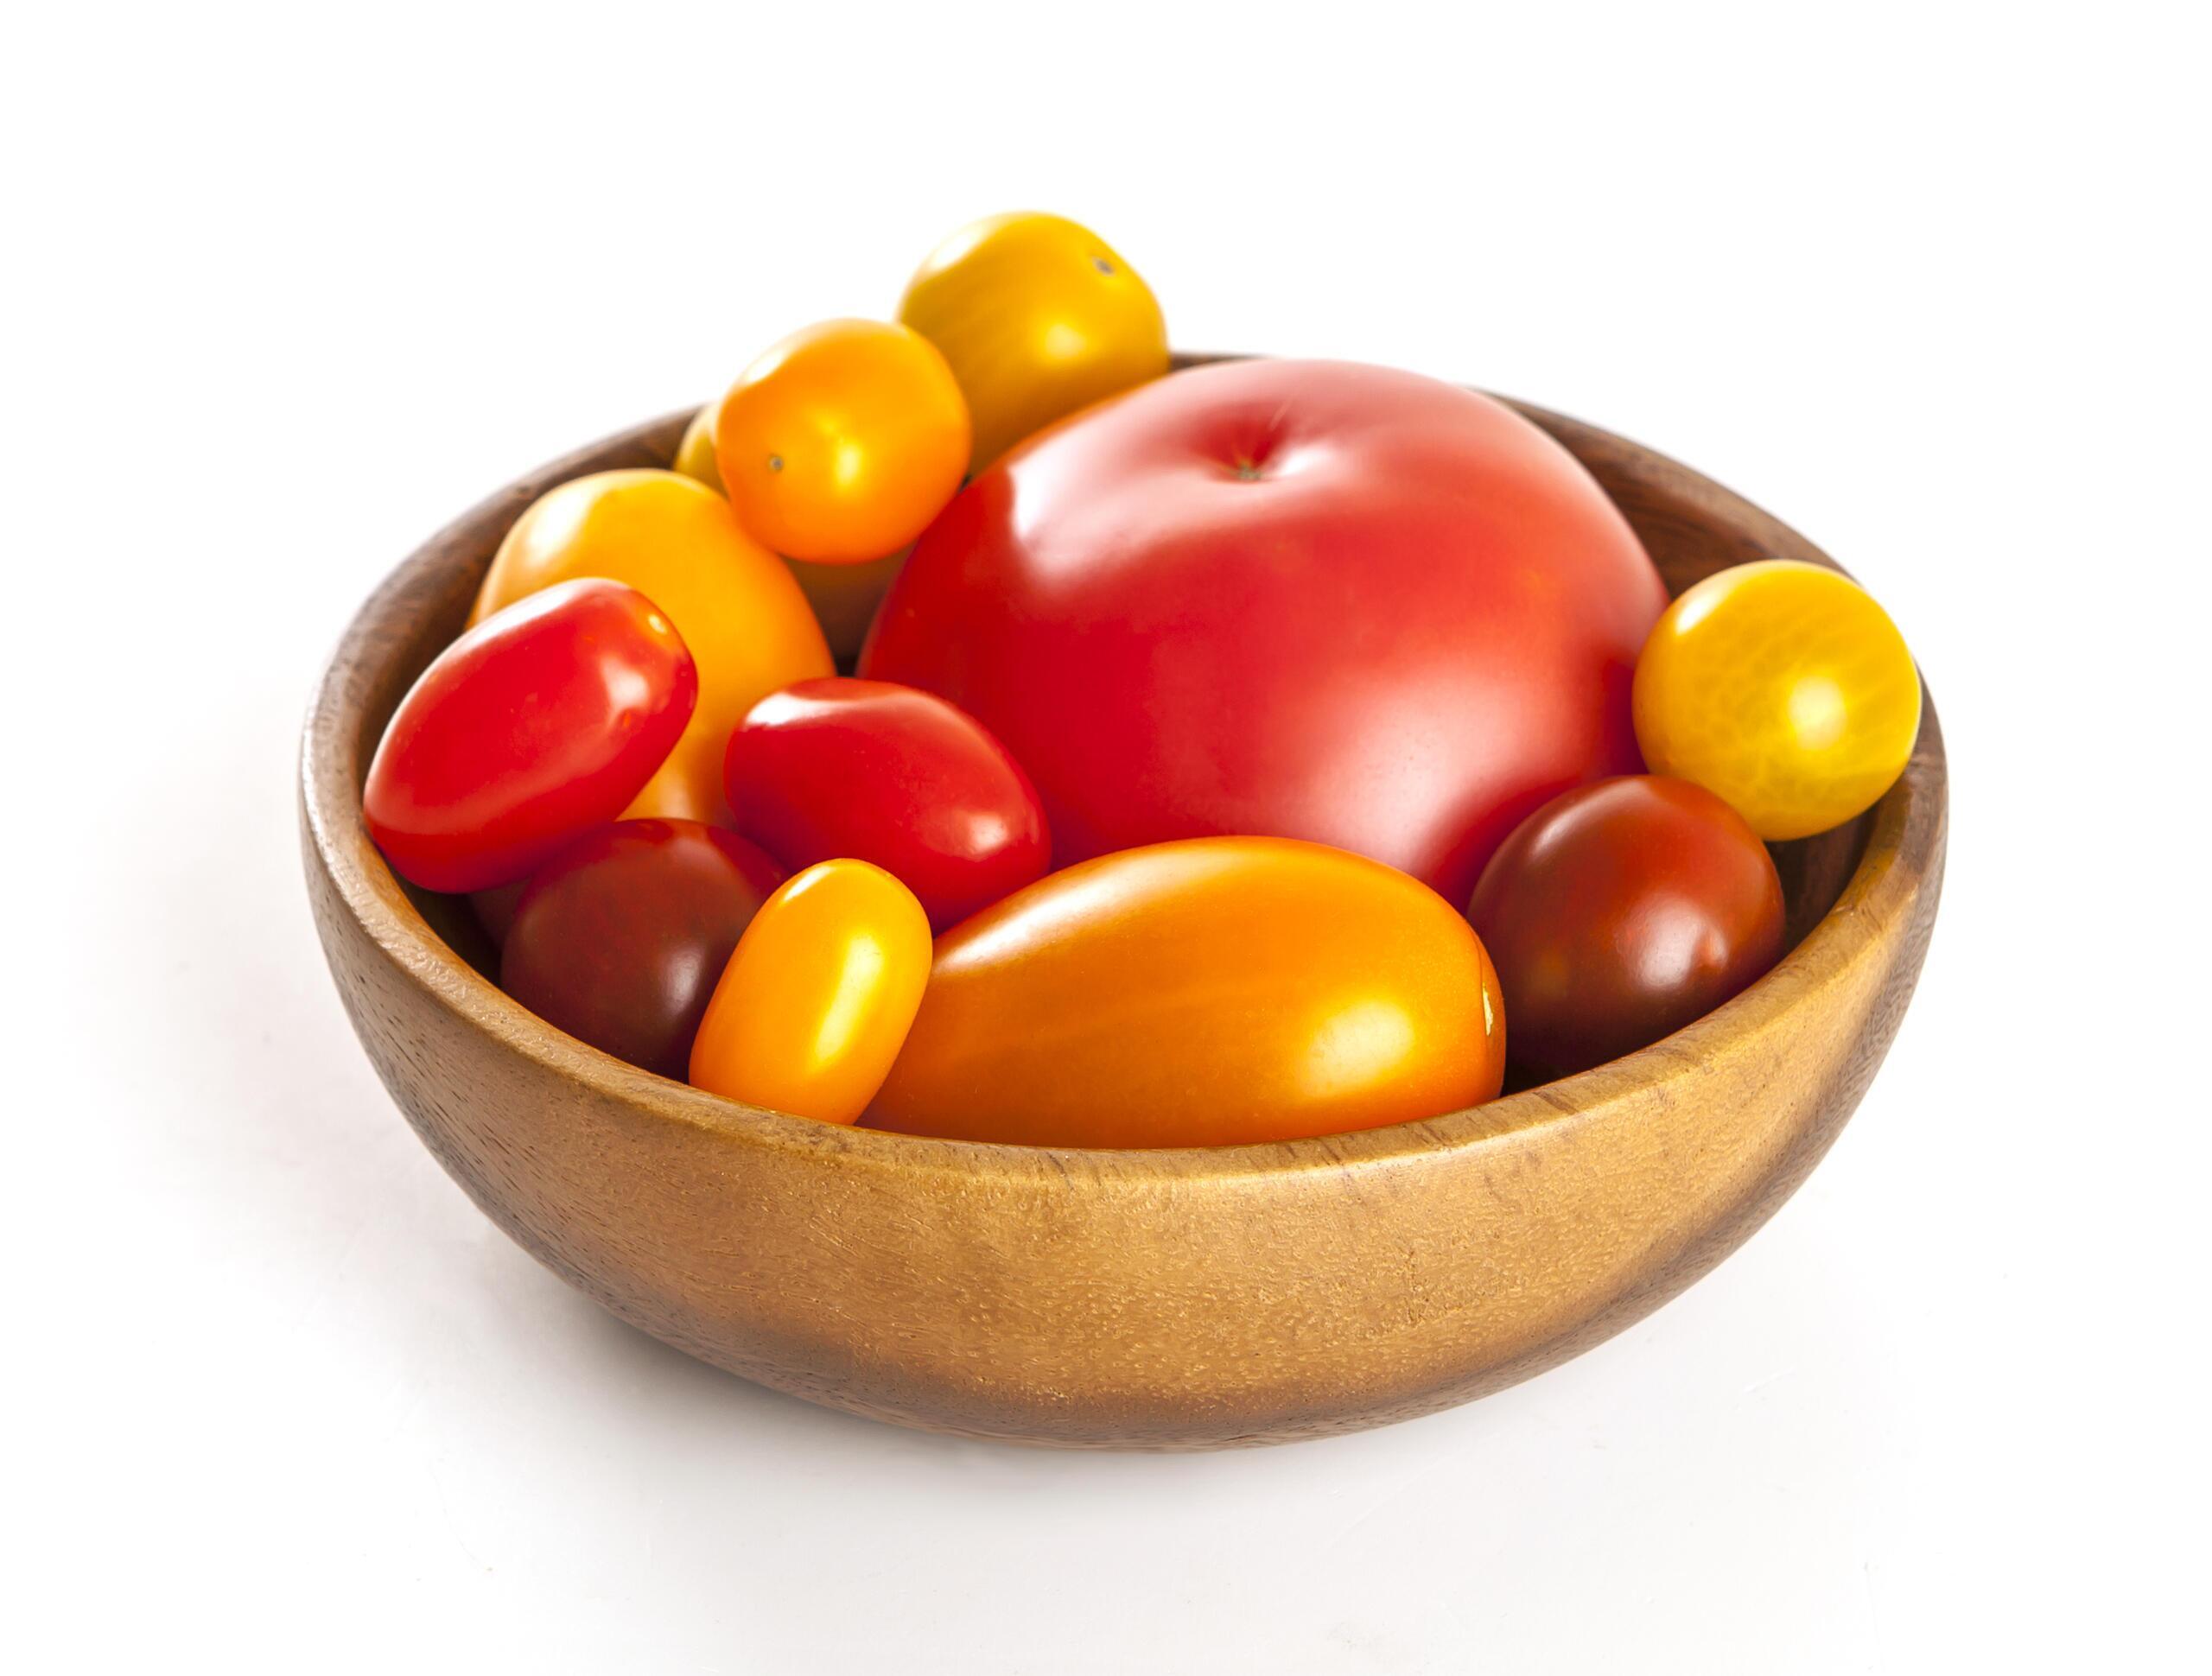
left=365, top=579, right=697, bottom=892
left=468, top=879, right=528, bottom=945
left=500, top=820, right=784, bottom=1078
left=723, top=676, right=1049, bottom=931
left=1466, top=775, right=1786, bottom=1083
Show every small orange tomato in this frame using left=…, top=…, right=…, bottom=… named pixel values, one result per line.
left=868, top=837, right=1504, bottom=1148
left=899, top=211, right=1168, bottom=470
left=714, top=320, right=969, bottom=565
left=688, top=860, right=932, bottom=1125
left=1634, top=559, right=1921, bottom=839
left=471, top=470, right=831, bottom=824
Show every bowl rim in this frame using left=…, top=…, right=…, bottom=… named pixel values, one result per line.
left=302, top=374, right=1948, bottom=1187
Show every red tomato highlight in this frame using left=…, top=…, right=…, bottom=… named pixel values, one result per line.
left=365, top=580, right=696, bottom=893
left=861, top=359, right=1668, bottom=903
left=723, top=677, right=1049, bottom=930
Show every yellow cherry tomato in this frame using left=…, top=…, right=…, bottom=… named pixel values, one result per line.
left=471, top=470, right=831, bottom=825
left=714, top=319, right=969, bottom=565
left=671, top=403, right=905, bottom=664
left=899, top=211, right=1168, bottom=470
left=1633, top=559, right=1921, bottom=840
left=688, top=860, right=932, bottom=1125
left=671, top=403, right=722, bottom=492
left=868, top=837, right=1505, bottom=1149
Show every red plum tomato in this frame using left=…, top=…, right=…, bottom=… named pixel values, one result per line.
left=723, top=676, right=1049, bottom=930
left=499, top=820, right=785, bottom=1078
left=1465, top=775, right=1786, bottom=1084
left=364, top=579, right=697, bottom=892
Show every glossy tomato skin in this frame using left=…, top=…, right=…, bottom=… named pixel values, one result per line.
left=715, top=319, right=969, bottom=565
left=365, top=580, right=696, bottom=893
left=472, top=469, right=830, bottom=827
left=1465, top=775, right=1786, bottom=1085
left=689, top=859, right=932, bottom=1125
left=1634, top=559, right=1921, bottom=840
left=861, top=359, right=1669, bottom=905
left=500, top=820, right=785, bottom=1079
left=723, top=677, right=1049, bottom=931
left=867, top=837, right=1506, bottom=1149
left=899, top=211, right=1168, bottom=470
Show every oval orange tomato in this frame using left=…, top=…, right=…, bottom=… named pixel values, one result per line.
left=471, top=469, right=830, bottom=825
left=689, top=860, right=932, bottom=1125
left=867, top=837, right=1504, bottom=1148
left=899, top=211, right=1168, bottom=470
left=1634, top=560, right=1921, bottom=839
left=714, top=320, right=969, bottom=565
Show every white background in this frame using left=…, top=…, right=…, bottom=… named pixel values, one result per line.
left=7, top=3, right=2206, bottom=1670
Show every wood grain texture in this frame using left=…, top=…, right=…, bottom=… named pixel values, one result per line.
left=299, top=362, right=1948, bottom=1448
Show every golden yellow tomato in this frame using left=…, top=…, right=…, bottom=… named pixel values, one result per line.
left=671, top=403, right=722, bottom=492
left=1633, top=559, right=1921, bottom=840
left=714, top=319, right=969, bottom=565
left=899, top=211, right=1168, bottom=470
left=471, top=470, right=831, bottom=824
left=688, top=859, right=932, bottom=1125
left=868, top=837, right=1505, bottom=1149
left=670, top=403, right=903, bottom=664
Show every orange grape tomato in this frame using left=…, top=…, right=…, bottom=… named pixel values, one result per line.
left=714, top=320, right=969, bottom=565
left=867, top=837, right=1505, bottom=1149
left=688, top=859, right=932, bottom=1126
left=471, top=469, right=830, bottom=825
left=1633, top=559, right=1921, bottom=840
left=899, top=211, right=1168, bottom=470
left=671, top=404, right=723, bottom=493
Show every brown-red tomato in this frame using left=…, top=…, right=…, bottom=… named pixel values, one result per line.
left=499, top=820, right=785, bottom=1078
left=364, top=579, right=696, bottom=893
left=723, top=677, right=1049, bottom=931
left=1465, top=775, right=1786, bottom=1083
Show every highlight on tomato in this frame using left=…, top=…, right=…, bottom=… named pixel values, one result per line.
left=365, top=579, right=696, bottom=894
left=866, top=836, right=1505, bottom=1148
left=689, top=859, right=933, bottom=1126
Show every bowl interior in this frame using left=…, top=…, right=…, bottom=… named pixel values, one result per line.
left=340, top=384, right=1878, bottom=1113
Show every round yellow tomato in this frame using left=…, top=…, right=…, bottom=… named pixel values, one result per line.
left=471, top=470, right=831, bottom=825
left=899, top=211, right=1168, bottom=470
left=689, top=859, right=932, bottom=1125
left=671, top=404, right=905, bottom=664
left=714, top=319, right=969, bottom=565
left=1633, top=560, right=1921, bottom=840
left=867, top=837, right=1504, bottom=1149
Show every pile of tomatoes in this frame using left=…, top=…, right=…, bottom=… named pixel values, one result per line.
left=364, top=212, right=1922, bottom=1150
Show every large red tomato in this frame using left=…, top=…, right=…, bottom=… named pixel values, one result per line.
left=861, top=359, right=1668, bottom=900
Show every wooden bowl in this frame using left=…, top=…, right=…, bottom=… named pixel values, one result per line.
left=301, top=366, right=1947, bottom=1448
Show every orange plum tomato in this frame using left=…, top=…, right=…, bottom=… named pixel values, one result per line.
left=713, top=320, right=969, bottom=565
left=471, top=469, right=830, bottom=825
left=1466, top=776, right=1786, bottom=1085
left=867, top=837, right=1505, bottom=1149
left=1634, top=559, right=1921, bottom=840
left=723, top=677, right=1049, bottom=932
left=364, top=580, right=696, bottom=893
left=899, top=211, right=1168, bottom=469
left=500, top=820, right=785, bottom=1079
left=689, top=860, right=932, bottom=1126
left=671, top=404, right=723, bottom=492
